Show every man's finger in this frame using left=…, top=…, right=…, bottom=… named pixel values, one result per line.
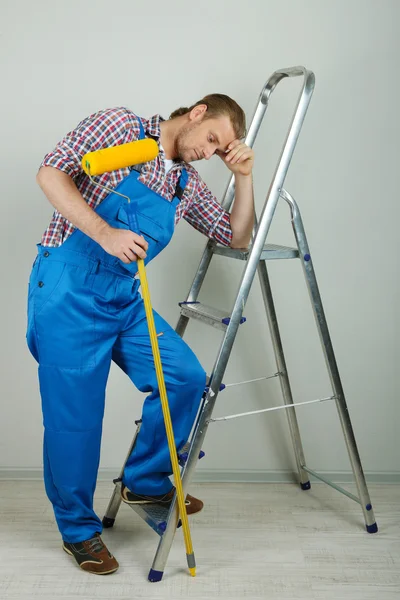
left=123, top=248, right=137, bottom=262
left=226, top=139, right=242, bottom=151
left=227, top=147, right=250, bottom=163
left=139, top=235, right=149, bottom=251
left=131, top=233, right=148, bottom=251
left=121, top=253, right=133, bottom=264
left=225, top=143, right=249, bottom=162
left=232, top=149, right=254, bottom=164
left=132, top=244, right=147, bottom=260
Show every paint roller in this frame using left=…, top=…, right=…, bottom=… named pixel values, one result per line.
left=82, top=138, right=159, bottom=176
left=81, top=138, right=197, bottom=577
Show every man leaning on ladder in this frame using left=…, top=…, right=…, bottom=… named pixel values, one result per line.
left=27, top=95, right=255, bottom=574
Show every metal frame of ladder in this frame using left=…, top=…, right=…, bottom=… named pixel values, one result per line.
left=102, top=66, right=378, bottom=582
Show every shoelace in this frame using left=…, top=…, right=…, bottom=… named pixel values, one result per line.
left=87, top=535, right=104, bottom=553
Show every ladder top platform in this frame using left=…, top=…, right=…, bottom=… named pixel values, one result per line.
left=213, top=243, right=299, bottom=261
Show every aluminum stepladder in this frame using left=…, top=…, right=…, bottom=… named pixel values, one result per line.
left=102, top=66, right=378, bottom=582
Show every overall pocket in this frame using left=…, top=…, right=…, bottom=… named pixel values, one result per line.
left=33, top=258, right=67, bottom=318
left=27, top=255, right=39, bottom=302
left=33, top=264, right=97, bottom=368
left=26, top=255, right=40, bottom=361
left=26, top=256, right=67, bottom=363
left=116, top=205, right=164, bottom=264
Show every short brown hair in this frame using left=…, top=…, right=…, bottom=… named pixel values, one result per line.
left=169, top=93, right=246, bottom=140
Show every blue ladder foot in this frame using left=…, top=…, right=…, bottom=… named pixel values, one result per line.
left=158, top=521, right=167, bottom=534
left=148, top=568, right=164, bottom=582
left=366, top=522, right=378, bottom=534
left=300, top=481, right=311, bottom=491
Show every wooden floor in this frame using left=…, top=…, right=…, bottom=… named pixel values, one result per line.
left=0, top=481, right=399, bottom=599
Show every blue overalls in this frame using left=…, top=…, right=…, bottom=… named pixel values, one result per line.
left=26, top=118, right=206, bottom=543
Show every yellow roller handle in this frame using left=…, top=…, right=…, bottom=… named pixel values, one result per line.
left=82, top=139, right=159, bottom=175
left=137, top=258, right=196, bottom=577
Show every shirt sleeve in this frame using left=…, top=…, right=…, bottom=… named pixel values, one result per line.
left=183, top=175, right=233, bottom=247
left=39, top=107, right=140, bottom=178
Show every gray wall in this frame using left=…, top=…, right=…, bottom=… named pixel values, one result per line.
left=1, top=0, right=399, bottom=481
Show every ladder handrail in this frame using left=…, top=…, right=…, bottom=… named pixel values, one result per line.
left=205, top=68, right=315, bottom=399
left=222, top=66, right=315, bottom=212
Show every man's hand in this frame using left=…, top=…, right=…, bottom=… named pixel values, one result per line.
left=98, top=227, right=149, bottom=264
left=217, top=140, right=254, bottom=177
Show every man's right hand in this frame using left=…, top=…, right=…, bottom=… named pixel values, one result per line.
left=36, top=168, right=149, bottom=263
left=99, top=227, right=149, bottom=264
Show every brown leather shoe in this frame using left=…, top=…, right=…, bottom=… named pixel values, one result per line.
left=63, top=533, right=119, bottom=575
left=121, top=484, right=204, bottom=515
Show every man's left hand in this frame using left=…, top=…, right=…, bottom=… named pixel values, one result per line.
left=217, top=140, right=254, bottom=177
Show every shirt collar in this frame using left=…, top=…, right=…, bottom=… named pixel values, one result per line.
left=146, top=113, right=184, bottom=167
left=146, top=114, right=165, bottom=139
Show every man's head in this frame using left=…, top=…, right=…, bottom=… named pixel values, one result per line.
left=168, top=94, right=246, bottom=163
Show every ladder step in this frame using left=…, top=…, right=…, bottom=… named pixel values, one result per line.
left=128, top=501, right=170, bottom=537
left=179, top=302, right=246, bottom=331
left=114, top=481, right=169, bottom=536
left=128, top=446, right=206, bottom=534
left=213, top=243, right=299, bottom=261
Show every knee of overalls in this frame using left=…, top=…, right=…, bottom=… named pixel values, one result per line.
left=172, top=343, right=207, bottom=400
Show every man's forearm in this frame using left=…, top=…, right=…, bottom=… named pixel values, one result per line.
left=37, top=166, right=111, bottom=244
left=229, top=173, right=254, bottom=248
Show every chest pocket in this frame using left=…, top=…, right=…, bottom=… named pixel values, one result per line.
left=116, top=205, right=169, bottom=265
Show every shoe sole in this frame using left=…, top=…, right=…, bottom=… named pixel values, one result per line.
left=62, top=545, right=119, bottom=575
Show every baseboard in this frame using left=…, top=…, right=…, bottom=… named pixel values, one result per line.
left=1, top=468, right=399, bottom=484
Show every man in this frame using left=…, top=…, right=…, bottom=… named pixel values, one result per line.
left=27, top=94, right=254, bottom=575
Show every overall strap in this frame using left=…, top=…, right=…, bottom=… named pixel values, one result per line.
left=131, top=113, right=188, bottom=203
left=136, top=115, right=146, bottom=140
left=130, top=114, right=147, bottom=172
left=174, top=168, right=189, bottom=201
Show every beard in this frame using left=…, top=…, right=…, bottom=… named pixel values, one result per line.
left=174, top=122, right=201, bottom=162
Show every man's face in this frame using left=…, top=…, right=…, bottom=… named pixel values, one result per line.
left=175, top=113, right=236, bottom=163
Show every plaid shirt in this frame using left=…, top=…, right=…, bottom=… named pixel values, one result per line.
left=40, top=107, right=233, bottom=247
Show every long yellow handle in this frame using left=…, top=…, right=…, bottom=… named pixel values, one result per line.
left=137, top=258, right=196, bottom=577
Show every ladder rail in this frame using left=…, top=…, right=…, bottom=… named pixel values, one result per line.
left=149, top=392, right=209, bottom=575
left=257, top=259, right=310, bottom=486
left=280, top=188, right=377, bottom=528
left=205, top=68, right=315, bottom=401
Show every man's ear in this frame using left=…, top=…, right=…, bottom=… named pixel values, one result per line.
left=189, top=104, right=208, bottom=122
